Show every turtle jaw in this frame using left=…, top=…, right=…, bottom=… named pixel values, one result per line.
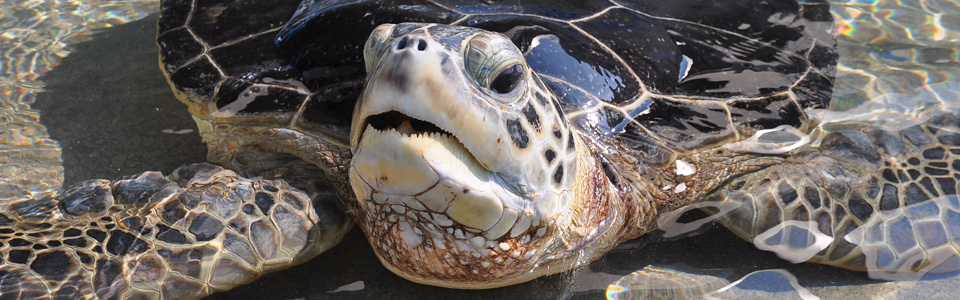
left=349, top=118, right=561, bottom=288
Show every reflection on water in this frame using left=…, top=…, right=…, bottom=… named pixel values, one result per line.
left=1, top=0, right=959, bottom=299
left=0, top=0, right=155, bottom=202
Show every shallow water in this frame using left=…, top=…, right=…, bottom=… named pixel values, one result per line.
left=1, top=0, right=959, bottom=299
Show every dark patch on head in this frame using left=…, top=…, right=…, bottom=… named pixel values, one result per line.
left=156, top=224, right=187, bottom=244
left=553, top=129, right=562, bottom=139
left=46, top=240, right=61, bottom=247
left=552, top=98, right=566, bottom=125
left=505, top=118, right=529, bottom=149
left=535, top=92, right=549, bottom=106
left=188, top=213, right=224, bottom=242
left=880, top=184, right=899, bottom=211
left=567, top=132, right=575, bottom=151
left=31, top=251, right=73, bottom=280
left=255, top=192, right=276, bottom=214
left=32, top=244, right=47, bottom=250
left=106, top=230, right=148, bottom=256
left=521, top=103, right=541, bottom=132
left=544, top=149, right=556, bottom=164
left=553, top=165, right=564, bottom=186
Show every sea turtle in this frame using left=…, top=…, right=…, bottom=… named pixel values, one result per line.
left=2, top=0, right=960, bottom=298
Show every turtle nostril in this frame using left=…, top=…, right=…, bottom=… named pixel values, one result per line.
left=396, top=37, right=408, bottom=50
left=417, top=39, right=427, bottom=51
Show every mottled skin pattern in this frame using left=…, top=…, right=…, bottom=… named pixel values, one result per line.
left=0, top=164, right=336, bottom=299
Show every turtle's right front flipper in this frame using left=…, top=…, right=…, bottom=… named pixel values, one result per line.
left=0, top=163, right=350, bottom=299
left=709, top=109, right=960, bottom=280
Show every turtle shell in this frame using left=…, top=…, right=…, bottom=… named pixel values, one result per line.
left=160, top=0, right=836, bottom=163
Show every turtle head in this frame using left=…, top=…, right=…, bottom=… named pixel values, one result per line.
left=349, top=23, right=587, bottom=288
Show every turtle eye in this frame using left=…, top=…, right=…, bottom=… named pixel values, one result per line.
left=490, top=64, right=523, bottom=94
left=363, top=24, right=396, bottom=72
left=465, top=32, right=526, bottom=102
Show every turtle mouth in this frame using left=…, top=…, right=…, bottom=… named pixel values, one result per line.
left=363, top=111, right=452, bottom=138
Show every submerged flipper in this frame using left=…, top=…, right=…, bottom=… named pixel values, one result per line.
left=712, top=110, right=960, bottom=280
left=0, top=163, right=350, bottom=299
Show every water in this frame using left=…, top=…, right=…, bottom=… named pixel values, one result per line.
left=2, top=0, right=959, bottom=299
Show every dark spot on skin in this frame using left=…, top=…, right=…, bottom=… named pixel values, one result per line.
left=161, top=201, right=187, bottom=223
left=923, top=147, right=946, bottom=159
left=9, top=238, right=29, bottom=247
left=242, top=204, right=255, bottom=215
left=545, top=149, right=556, bottom=164
left=880, top=184, right=899, bottom=211
left=521, top=103, right=541, bottom=131
left=77, top=252, right=92, bottom=265
left=904, top=183, right=929, bottom=206
left=94, top=259, right=123, bottom=298
left=282, top=193, right=304, bottom=210
left=63, top=238, right=87, bottom=248
left=262, top=184, right=279, bottom=193
left=937, top=177, right=956, bottom=195
left=567, top=132, right=575, bottom=151
left=255, top=192, right=275, bottom=214
left=32, top=244, right=46, bottom=250
left=553, top=165, right=564, bottom=185
left=46, top=240, right=61, bottom=247
left=156, top=224, right=187, bottom=244
left=920, top=177, right=940, bottom=197
left=31, top=251, right=73, bottom=280
left=908, top=157, right=921, bottom=165
left=777, top=182, right=798, bottom=204
left=188, top=213, right=224, bottom=242
left=462, top=188, right=469, bottom=194
left=86, top=229, right=107, bottom=242
left=505, top=118, right=529, bottom=149
left=106, top=230, right=148, bottom=256
left=882, top=168, right=898, bottom=183
left=847, top=195, right=874, bottom=222
left=8, top=249, right=31, bottom=264
left=553, top=129, right=562, bottom=139
left=803, top=187, right=821, bottom=209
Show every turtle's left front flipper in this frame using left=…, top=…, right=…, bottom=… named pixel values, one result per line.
left=710, top=110, right=960, bottom=280
left=0, top=163, right=351, bottom=299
